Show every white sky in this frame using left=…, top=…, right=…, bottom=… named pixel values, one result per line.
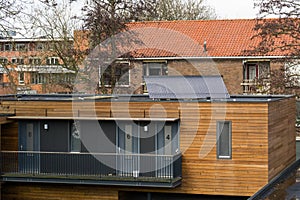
left=208, top=0, right=259, bottom=19
left=71, top=0, right=259, bottom=20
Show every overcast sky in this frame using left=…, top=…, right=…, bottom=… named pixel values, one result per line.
left=70, top=0, right=259, bottom=20
left=208, top=0, right=259, bottom=19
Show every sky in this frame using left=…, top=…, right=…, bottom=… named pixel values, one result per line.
left=208, top=0, right=259, bottom=19
left=70, top=0, right=259, bottom=20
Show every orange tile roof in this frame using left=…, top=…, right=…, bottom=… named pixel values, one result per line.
left=123, top=19, right=289, bottom=58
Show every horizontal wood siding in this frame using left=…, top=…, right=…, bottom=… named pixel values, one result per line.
left=2, top=183, right=118, bottom=200
left=268, top=97, right=296, bottom=180
left=0, top=97, right=294, bottom=198
left=1, top=122, right=18, bottom=151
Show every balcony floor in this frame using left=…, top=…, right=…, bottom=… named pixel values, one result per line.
left=1, top=173, right=182, bottom=188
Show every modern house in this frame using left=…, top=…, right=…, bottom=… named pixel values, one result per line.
left=0, top=76, right=296, bottom=199
left=75, top=19, right=287, bottom=96
left=0, top=37, right=76, bottom=94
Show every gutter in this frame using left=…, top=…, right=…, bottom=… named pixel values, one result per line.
left=118, top=56, right=287, bottom=61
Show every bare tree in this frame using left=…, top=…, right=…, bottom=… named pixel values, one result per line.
left=249, top=0, right=300, bottom=95
left=152, top=0, right=217, bottom=21
left=81, top=0, right=156, bottom=93
left=0, top=0, right=25, bottom=36
left=20, top=0, right=85, bottom=93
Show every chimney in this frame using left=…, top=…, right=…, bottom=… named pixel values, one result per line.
left=203, top=40, right=207, bottom=52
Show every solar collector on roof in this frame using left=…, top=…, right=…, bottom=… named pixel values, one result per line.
left=144, top=76, right=230, bottom=99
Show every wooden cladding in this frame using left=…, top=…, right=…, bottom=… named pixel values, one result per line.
left=0, top=96, right=296, bottom=198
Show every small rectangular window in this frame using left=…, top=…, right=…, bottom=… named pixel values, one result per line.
left=0, top=57, right=8, bottom=65
left=47, top=57, right=59, bottom=65
left=15, top=43, right=27, bottom=51
left=19, top=72, right=25, bottom=85
left=12, top=57, right=24, bottom=65
left=4, top=44, right=12, bottom=51
left=36, top=43, right=44, bottom=51
left=70, top=122, right=81, bottom=152
left=143, top=62, right=168, bottom=76
left=29, top=58, right=41, bottom=65
left=217, top=121, right=232, bottom=159
left=100, top=62, right=130, bottom=86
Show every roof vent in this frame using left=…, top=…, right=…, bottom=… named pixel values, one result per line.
left=203, top=40, right=207, bottom=52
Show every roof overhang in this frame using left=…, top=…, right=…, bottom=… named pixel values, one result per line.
left=8, top=116, right=179, bottom=122
left=16, top=65, right=75, bottom=73
left=119, top=56, right=286, bottom=61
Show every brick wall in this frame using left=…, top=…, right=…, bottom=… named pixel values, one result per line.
left=94, top=58, right=284, bottom=96
left=124, top=59, right=245, bottom=95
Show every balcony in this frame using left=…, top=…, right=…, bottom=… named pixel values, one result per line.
left=1, top=151, right=182, bottom=188
left=241, top=79, right=270, bottom=94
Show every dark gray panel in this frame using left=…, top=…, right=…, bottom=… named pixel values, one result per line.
left=144, top=76, right=230, bottom=99
left=140, top=122, right=155, bottom=154
left=40, top=120, right=69, bottom=152
left=80, top=120, right=116, bottom=153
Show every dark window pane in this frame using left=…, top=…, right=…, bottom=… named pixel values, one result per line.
left=217, top=121, right=231, bottom=159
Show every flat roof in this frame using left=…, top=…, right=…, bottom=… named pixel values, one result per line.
left=0, top=94, right=294, bottom=103
left=8, top=116, right=179, bottom=122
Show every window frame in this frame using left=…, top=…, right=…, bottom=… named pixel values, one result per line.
left=216, top=121, right=232, bottom=159
left=4, top=43, right=12, bottom=51
left=29, top=57, right=42, bottom=65
left=18, top=72, right=25, bottom=85
left=31, top=72, right=47, bottom=84
left=46, top=57, right=59, bottom=65
left=11, top=57, right=24, bottom=65
left=0, top=57, right=8, bottom=65
left=100, top=61, right=130, bottom=87
left=143, top=61, right=168, bottom=76
left=15, top=43, right=27, bottom=51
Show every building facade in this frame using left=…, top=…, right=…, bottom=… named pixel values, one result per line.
left=0, top=37, right=76, bottom=94
left=0, top=93, right=296, bottom=199
left=75, top=19, right=288, bottom=96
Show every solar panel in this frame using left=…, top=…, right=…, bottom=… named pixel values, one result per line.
left=144, top=76, right=230, bottom=99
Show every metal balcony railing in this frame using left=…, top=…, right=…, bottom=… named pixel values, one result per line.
left=1, top=151, right=182, bottom=187
left=241, top=79, right=270, bottom=94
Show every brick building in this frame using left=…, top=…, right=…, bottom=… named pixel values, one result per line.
left=75, top=19, right=287, bottom=96
left=0, top=37, right=76, bottom=94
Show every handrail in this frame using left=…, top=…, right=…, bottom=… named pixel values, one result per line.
left=1, top=150, right=181, bottom=157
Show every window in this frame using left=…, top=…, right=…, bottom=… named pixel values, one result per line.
left=15, top=43, right=27, bottom=51
left=0, top=57, right=8, bottom=65
left=48, top=73, right=75, bottom=84
left=70, top=121, right=81, bottom=152
left=4, top=43, right=12, bottom=51
left=143, top=62, right=168, bottom=76
left=29, top=58, right=41, bottom=65
left=46, top=57, right=59, bottom=65
left=11, top=57, right=24, bottom=65
left=100, top=62, right=130, bottom=86
left=36, top=43, right=44, bottom=51
left=19, top=72, right=25, bottom=85
left=217, top=121, right=232, bottom=159
left=243, top=61, right=270, bottom=80
left=31, top=73, right=47, bottom=84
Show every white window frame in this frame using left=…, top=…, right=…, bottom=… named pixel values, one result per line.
left=217, top=121, right=232, bottom=159
left=143, top=61, right=168, bottom=76
left=47, top=57, right=59, bottom=65
left=18, top=72, right=25, bottom=85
